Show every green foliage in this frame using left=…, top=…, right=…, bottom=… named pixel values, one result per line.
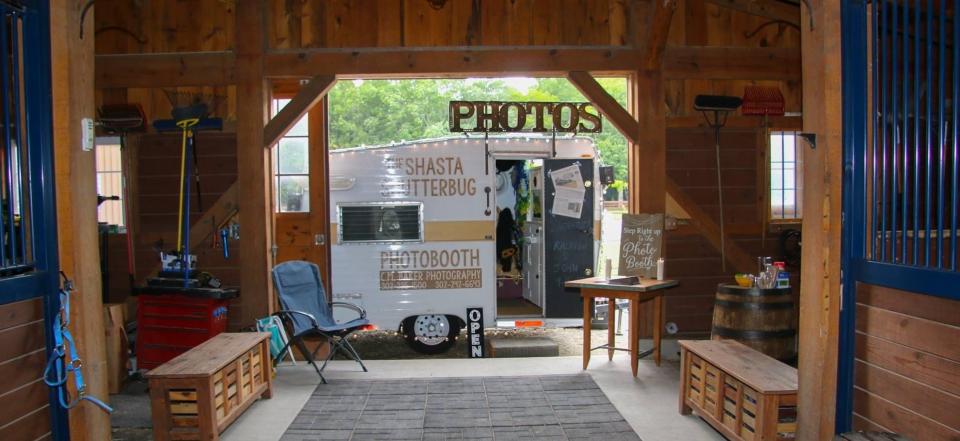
left=328, top=78, right=630, bottom=182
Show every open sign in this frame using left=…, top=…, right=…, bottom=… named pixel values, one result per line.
left=466, top=307, right=485, bottom=358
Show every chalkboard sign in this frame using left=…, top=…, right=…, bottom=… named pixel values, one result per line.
left=618, top=213, right=664, bottom=278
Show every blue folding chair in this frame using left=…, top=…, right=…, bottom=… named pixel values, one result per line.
left=271, top=261, right=369, bottom=383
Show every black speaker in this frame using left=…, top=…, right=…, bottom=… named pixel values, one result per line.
left=599, top=166, right=615, bottom=186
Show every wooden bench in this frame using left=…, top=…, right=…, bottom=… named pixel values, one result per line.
left=679, top=339, right=797, bottom=441
left=146, top=332, right=273, bottom=441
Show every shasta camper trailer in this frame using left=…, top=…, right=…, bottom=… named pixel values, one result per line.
left=328, top=136, right=603, bottom=353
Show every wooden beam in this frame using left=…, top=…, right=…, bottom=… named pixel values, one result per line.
left=263, top=75, right=335, bottom=149
left=796, top=0, right=843, bottom=438
left=630, top=71, right=667, bottom=214
left=662, top=46, right=801, bottom=80
left=644, top=0, right=679, bottom=70
left=93, top=46, right=797, bottom=85
left=95, top=51, right=236, bottom=88
left=567, top=71, right=639, bottom=144
left=264, top=47, right=646, bottom=77
left=50, top=2, right=110, bottom=440
left=235, top=0, right=275, bottom=327
left=704, top=0, right=800, bottom=26
left=665, top=179, right=756, bottom=273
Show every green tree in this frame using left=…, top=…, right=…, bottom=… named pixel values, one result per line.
left=327, top=77, right=629, bottom=181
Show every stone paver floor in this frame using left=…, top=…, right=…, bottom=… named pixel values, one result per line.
left=280, top=375, right=641, bottom=441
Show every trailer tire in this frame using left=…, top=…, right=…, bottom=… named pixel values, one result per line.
left=402, top=315, right=459, bottom=354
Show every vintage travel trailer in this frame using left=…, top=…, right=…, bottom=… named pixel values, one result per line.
left=328, top=136, right=606, bottom=352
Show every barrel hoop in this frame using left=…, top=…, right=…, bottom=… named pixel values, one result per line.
left=712, top=326, right=796, bottom=340
left=716, top=284, right=792, bottom=297
left=714, top=299, right=794, bottom=311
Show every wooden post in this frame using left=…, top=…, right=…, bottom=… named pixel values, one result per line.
left=796, top=0, right=843, bottom=439
left=50, top=2, right=110, bottom=440
left=235, top=0, right=275, bottom=326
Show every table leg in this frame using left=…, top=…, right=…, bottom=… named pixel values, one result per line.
left=583, top=297, right=591, bottom=370
left=608, top=298, right=616, bottom=361
left=654, top=294, right=663, bottom=367
left=629, top=298, right=639, bottom=377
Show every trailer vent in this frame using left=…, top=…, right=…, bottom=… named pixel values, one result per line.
left=338, top=203, right=423, bottom=244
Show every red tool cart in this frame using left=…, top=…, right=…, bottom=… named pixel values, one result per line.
left=133, top=286, right=239, bottom=370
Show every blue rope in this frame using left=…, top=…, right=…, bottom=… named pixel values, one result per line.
left=43, top=273, right=114, bottom=413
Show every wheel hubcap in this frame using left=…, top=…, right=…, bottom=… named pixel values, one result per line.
left=413, top=315, right=450, bottom=346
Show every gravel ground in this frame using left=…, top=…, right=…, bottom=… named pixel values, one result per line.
left=344, top=326, right=623, bottom=359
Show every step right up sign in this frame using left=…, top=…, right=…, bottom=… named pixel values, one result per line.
left=618, top=213, right=664, bottom=279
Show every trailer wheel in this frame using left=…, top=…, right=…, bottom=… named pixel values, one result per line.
left=402, top=315, right=458, bottom=354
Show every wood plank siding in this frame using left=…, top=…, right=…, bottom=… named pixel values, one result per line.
left=853, top=283, right=960, bottom=441
left=0, top=299, right=51, bottom=441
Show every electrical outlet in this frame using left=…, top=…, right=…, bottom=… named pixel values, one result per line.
left=81, top=117, right=95, bottom=151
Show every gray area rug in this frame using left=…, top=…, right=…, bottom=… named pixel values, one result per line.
left=281, top=374, right=641, bottom=441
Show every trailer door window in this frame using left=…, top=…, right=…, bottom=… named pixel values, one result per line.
left=339, top=203, right=423, bottom=243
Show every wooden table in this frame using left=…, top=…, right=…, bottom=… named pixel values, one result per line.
left=565, top=277, right=678, bottom=376
left=146, top=332, right=273, bottom=441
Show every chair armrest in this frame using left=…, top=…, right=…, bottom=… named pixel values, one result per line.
left=274, top=310, right=319, bottom=328
left=330, top=302, right=366, bottom=319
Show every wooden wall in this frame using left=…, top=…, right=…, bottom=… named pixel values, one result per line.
left=0, top=299, right=51, bottom=441
left=267, top=0, right=639, bottom=48
left=664, top=128, right=800, bottom=334
left=664, top=0, right=802, bottom=119
left=132, top=133, right=244, bottom=327
left=94, top=0, right=801, bottom=122
left=853, top=283, right=960, bottom=441
left=93, top=0, right=803, bottom=333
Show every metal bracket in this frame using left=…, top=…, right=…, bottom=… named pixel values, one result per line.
left=799, top=132, right=817, bottom=150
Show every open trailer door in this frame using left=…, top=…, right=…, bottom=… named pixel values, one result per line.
left=542, top=159, right=595, bottom=318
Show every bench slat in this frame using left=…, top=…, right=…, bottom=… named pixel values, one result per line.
left=679, top=340, right=797, bottom=394
left=146, top=333, right=271, bottom=378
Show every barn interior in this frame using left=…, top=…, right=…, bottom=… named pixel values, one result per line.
left=0, top=1, right=957, bottom=441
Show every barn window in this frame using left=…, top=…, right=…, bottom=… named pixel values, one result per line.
left=338, top=203, right=423, bottom=244
left=272, top=98, right=310, bottom=213
left=769, top=131, right=803, bottom=221
left=95, top=139, right=125, bottom=227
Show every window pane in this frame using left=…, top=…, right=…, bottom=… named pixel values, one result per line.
left=770, top=133, right=783, bottom=162
left=771, top=169, right=784, bottom=190
left=278, top=138, right=309, bottom=175
left=783, top=169, right=795, bottom=190
left=278, top=175, right=310, bottom=213
left=288, top=116, right=308, bottom=137
left=783, top=135, right=796, bottom=162
left=340, top=204, right=422, bottom=243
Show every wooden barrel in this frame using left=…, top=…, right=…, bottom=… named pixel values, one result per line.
left=711, top=284, right=797, bottom=361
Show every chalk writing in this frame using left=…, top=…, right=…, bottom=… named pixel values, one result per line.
left=618, top=213, right=664, bottom=278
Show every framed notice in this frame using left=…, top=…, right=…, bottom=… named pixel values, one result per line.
left=618, top=213, right=664, bottom=278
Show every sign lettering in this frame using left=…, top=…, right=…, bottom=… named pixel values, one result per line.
left=449, top=101, right=602, bottom=133
left=618, top=213, right=664, bottom=279
left=467, top=307, right=485, bottom=358
left=379, top=248, right=483, bottom=290
left=381, top=155, right=477, bottom=198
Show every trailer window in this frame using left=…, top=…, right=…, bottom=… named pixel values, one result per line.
left=339, top=203, right=423, bottom=243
